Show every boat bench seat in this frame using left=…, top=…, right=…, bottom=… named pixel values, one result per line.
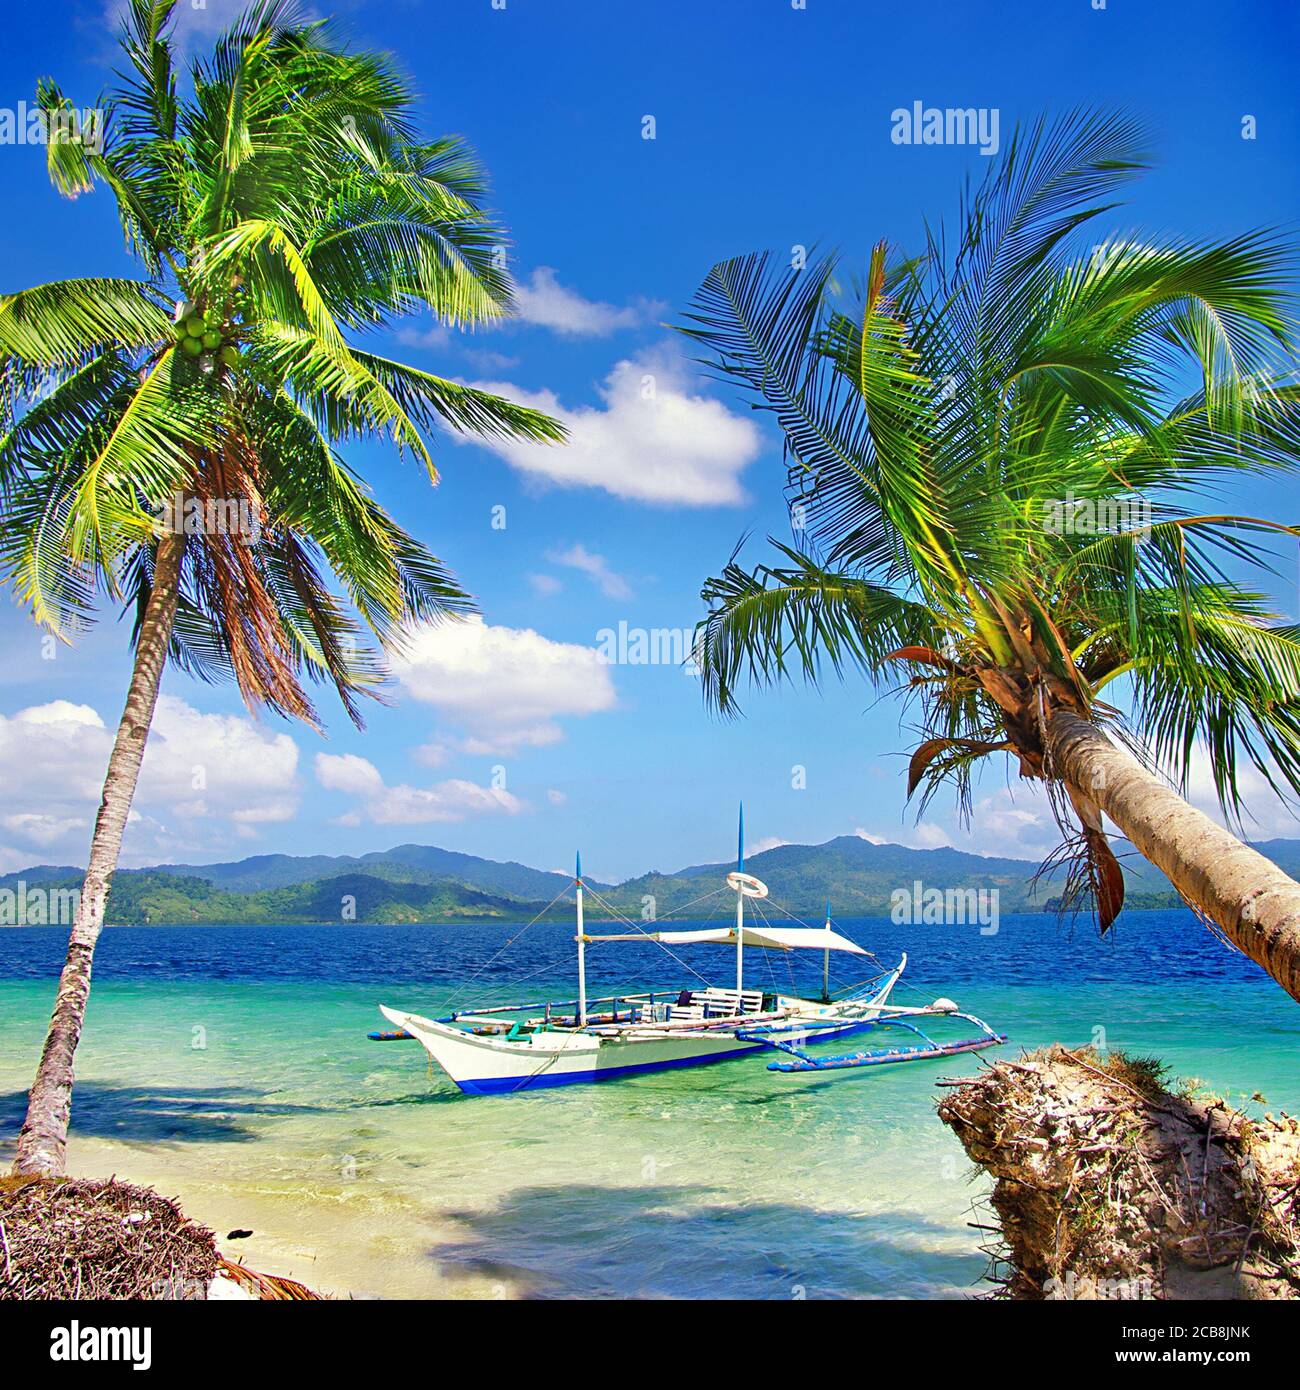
left=641, top=987, right=766, bottom=1024
left=675, top=987, right=765, bottom=1020
left=702, top=987, right=765, bottom=1017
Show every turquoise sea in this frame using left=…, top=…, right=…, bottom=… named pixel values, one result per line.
left=1, top=910, right=1297, bottom=1299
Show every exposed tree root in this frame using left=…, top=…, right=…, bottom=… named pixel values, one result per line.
left=937, top=1046, right=1300, bottom=1299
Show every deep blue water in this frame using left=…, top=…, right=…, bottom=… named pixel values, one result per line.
left=0, top=908, right=1275, bottom=992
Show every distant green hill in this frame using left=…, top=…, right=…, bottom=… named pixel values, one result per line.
left=4, top=830, right=1274, bottom=926
left=594, top=835, right=1194, bottom=918
left=144, top=842, right=597, bottom=897
left=0, top=868, right=545, bottom=926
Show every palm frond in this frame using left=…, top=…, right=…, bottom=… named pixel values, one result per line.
left=3, top=0, right=554, bottom=728
left=696, top=542, right=951, bottom=716
left=0, top=280, right=170, bottom=370
left=679, top=107, right=1300, bottom=839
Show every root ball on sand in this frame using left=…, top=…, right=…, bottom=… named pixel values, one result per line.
left=0, top=1175, right=325, bottom=1300
left=0, top=1175, right=219, bottom=1300
left=937, top=1045, right=1300, bottom=1300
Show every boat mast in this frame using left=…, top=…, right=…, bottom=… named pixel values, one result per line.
left=575, top=850, right=587, bottom=1025
left=822, top=898, right=831, bottom=1002
left=735, top=805, right=745, bottom=991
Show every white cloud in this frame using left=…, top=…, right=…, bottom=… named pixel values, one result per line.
left=528, top=573, right=564, bottom=598
left=462, top=347, right=521, bottom=372
left=852, top=778, right=1054, bottom=858
left=911, top=821, right=958, bottom=850
left=393, top=616, right=616, bottom=755
left=546, top=789, right=567, bottom=807
left=900, top=787, right=1054, bottom=858
left=0, top=812, right=90, bottom=849
left=312, top=752, right=383, bottom=798
left=394, top=321, right=452, bottom=352
left=0, top=695, right=300, bottom=866
left=746, top=836, right=789, bottom=856
left=512, top=267, right=660, bottom=337
left=103, top=0, right=257, bottom=56
left=545, top=543, right=632, bottom=599
left=853, top=820, right=962, bottom=851
left=315, top=753, right=523, bottom=825
left=461, top=348, right=761, bottom=505
left=411, top=740, right=453, bottom=769
left=1178, top=744, right=1300, bottom=842
left=230, top=803, right=297, bottom=825
left=392, top=267, right=659, bottom=364
left=0, top=703, right=111, bottom=811
left=140, top=697, right=299, bottom=825
left=459, top=727, right=565, bottom=756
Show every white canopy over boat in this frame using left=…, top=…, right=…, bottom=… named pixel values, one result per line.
left=585, top=925, right=869, bottom=955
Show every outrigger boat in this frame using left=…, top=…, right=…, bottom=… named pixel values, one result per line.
left=374, top=816, right=1005, bottom=1096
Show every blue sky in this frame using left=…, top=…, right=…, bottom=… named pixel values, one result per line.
left=2, top=0, right=1299, bottom=881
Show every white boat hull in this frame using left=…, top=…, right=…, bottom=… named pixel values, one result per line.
left=379, top=984, right=898, bottom=1096
left=380, top=1007, right=774, bottom=1094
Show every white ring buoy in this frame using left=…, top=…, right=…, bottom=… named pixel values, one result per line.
left=726, top=871, right=769, bottom=899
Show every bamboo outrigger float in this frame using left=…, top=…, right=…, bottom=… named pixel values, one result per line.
left=375, top=812, right=1005, bottom=1095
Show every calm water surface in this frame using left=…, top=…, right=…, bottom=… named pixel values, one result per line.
left=1, top=910, right=1295, bottom=1299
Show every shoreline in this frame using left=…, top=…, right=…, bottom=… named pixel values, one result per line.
left=49, top=1134, right=502, bottom=1301
left=0, top=899, right=1199, bottom=929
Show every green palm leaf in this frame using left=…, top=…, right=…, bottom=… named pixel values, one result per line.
left=1, top=0, right=561, bottom=724
left=678, top=106, right=1300, bottom=841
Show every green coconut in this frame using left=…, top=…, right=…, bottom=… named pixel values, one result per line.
left=201, top=330, right=223, bottom=349
left=179, top=335, right=204, bottom=357
left=219, top=345, right=241, bottom=368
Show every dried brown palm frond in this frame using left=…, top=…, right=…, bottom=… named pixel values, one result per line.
left=216, top=1255, right=325, bottom=1301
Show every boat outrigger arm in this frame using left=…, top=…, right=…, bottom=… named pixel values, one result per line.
left=373, top=822, right=1006, bottom=1095
left=740, top=1002, right=1005, bottom=1072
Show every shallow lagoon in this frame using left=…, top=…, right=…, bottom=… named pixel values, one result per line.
left=1, top=911, right=1295, bottom=1299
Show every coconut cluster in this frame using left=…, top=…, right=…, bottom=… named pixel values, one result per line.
left=173, top=305, right=240, bottom=373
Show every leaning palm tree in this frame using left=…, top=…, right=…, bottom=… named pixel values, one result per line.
left=679, top=110, right=1300, bottom=1002
left=1, top=0, right=562, bottom=1176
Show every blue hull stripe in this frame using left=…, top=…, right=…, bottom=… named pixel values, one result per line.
left=453, top=1019, right=879, bottom=1095
left=456, top=1041, right=771, bottom=1095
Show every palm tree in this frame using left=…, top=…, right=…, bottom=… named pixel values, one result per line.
left=679, top=110, right=1300, bottom=1002
left=1, top=0, right=562, bottom=1176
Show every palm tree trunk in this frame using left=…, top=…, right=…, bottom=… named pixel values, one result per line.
left=11, top=529, right=186, bottom=1177
left=1047, top=709, right=1300, bottom=1004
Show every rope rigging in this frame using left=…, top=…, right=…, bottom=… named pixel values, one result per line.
left=439, top=880, right=575, bottom=1014
left=447, top=866, right=905, bottom=1012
